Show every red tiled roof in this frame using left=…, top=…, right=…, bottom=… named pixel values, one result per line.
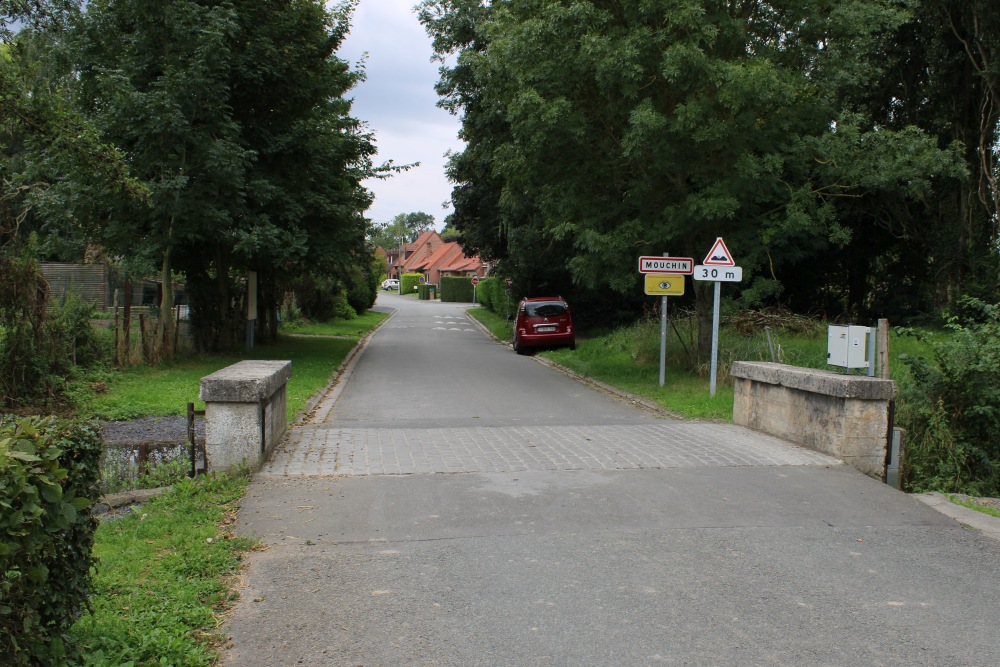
left=442, top=255, right=482, bottom=272
left=415, top=242, right=463, bottom=270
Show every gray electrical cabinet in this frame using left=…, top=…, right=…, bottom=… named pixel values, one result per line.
left=827, top=325, right=871, bottom=369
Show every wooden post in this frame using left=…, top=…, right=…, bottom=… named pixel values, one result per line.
left=138, top=443, right=150, bottom=478
left=113, top=289, right=119, bottom=365
left=877, top=318, right=890, bottom=379
left=122, top=282, right=132, bottom=365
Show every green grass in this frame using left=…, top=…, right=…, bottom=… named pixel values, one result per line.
left=279, top=310, right=388, bottom=337
left=466, top=309, right=938, bottom=422
left=68, top=473, right=256, bottom=666
left=545, top=339, right=735, bottom=421
left=948, top=495, right=1000, bottom=519
left=72, top=315, right=387, bottom=423
left=466, top=307, right=512, bottom=342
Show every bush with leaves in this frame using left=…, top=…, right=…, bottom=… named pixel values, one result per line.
left=0, top=416, right=103, bottom=665
left=897, top=298, right=1000, bottom=495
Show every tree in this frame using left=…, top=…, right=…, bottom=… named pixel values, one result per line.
left=73, top=0, right=382, bottom=352
left=370, top=211, right=436, bottom=249
left=421, top=0, right=965, bottom=353
left=74, top=0, right=249, bottom=359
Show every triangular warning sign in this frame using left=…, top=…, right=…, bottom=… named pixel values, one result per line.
left=703, top=237, right=735, bottom=266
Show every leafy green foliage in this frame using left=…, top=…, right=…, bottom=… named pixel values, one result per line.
left=400, top=272, right=424, bottom=296
left=0, top=416, right=103, bottom=666
left=71, top=0, right=381, bottom=353
left=0, top=251, right=113, bottom=407
left=897, top=298, right=1000, bottom=494
left=475, top=276, right=515, bottom=320
left=67, top=472, right=255, bottom=667
left=420, top=0, right=978, bottom=336
left=439, top=275, right=473, bottom=302
left=369, top=211, right=436, bottom=249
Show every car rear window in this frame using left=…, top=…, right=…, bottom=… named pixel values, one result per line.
left=524, top=302, right=567, bottom=317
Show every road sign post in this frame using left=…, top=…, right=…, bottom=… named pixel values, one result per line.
left=471, top=276, right=479, bottom=304
left=638, top=253, right=690, bottom=387
left=692, top=238, right=742, bottom=397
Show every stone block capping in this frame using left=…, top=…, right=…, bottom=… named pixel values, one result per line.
left=199, top=360, right=292, bottom=473
left=730, top=361, right=895, bottom=479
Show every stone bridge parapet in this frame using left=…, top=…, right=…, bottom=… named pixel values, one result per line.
left=730, top=361, right=895, bottom=479
left=199, top=360, right=292, bottom=472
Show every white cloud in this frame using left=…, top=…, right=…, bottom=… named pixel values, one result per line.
left=338, top=0, right=464, bottom=229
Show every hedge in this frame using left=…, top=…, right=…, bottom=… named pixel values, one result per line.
left=417, top=283, right=437, bottom=300
left=400, top=272, right=423, bottom=296
left=0, top=416, right=103, bottom=665
left=477, top=277, right=516, bottom=318
left=440, top=276, right=475, bottom=302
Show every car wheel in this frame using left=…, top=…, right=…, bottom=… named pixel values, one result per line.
left=514, top=337, right=528, bottom=355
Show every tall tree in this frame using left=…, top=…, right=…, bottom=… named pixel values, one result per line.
left=421, top=0, right=965, bottom=350
left=75, top=0, right=249, bottom=358
left=73, top=0, right=381, bottom=351
left=370, top=211, right=436, bottom=249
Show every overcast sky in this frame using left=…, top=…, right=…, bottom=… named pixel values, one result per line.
left=338, top=1, right=463, bottom=230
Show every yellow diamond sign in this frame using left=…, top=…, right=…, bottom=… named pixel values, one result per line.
left=644, top=273, right=685, bottom=296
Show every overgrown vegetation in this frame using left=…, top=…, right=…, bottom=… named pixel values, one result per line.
left=0, top=416, right=103, bottom=666
left=66, top=472, right=255, bottom=667
left=896, top=298, right=1000, bottom=496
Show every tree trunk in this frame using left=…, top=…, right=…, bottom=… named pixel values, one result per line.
left=122, top=282, right=132, bottom=366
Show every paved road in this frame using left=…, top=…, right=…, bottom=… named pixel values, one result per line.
left=223, top=292, right=1000, bottom=667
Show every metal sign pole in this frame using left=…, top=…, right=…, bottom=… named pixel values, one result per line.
left=660, top=295, right=668, bottom=387
left=710, top=280, right=721, bottom=397
left=659, top=252, right=669, bottom=387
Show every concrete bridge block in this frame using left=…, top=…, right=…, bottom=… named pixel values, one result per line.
left=730, top=361, right=895, bottom=479
left=199, top=360, right=292, bottom=473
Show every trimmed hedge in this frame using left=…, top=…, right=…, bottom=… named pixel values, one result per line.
left=440, top=276, right=475, bottom=303
left=477, top=277, right=515, bottom=318
left=400, top=272, right=423, bottom=296
left=0, top=416, right=103, bottom=665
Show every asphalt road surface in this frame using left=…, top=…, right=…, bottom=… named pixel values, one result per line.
left=223, top=292, right=1000, bottom=667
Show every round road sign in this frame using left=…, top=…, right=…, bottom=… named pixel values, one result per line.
left=471, top=277, right=480, bottom=286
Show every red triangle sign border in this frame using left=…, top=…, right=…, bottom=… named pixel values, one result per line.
left=703, top=237, right=735, bottom=266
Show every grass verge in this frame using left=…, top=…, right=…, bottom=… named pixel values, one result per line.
left=466, top=310, right=936, bottom=423
left=71, top=314, right=387, bottom=423
left=278, top=310, right=388, bottom=337
left=68, top=473, right=256, bottom=666
left=947, top=494, right=1000, bottom=519
left=466, top=307, right=512, bottom=342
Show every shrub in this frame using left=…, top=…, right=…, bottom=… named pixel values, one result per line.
left=897, top=298, right=1000, bottom=495
left=345, top=265, right=376, bottom=314
left=400, top=272, right=423, bottom=295
left=0, top=416, right=103, bottom=665
left=440, top=276, right=474, bottom=302
left=330, top=289, right=356, bottom=320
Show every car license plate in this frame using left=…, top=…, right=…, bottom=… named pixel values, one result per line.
left=537, top=326, right=557, bottom=332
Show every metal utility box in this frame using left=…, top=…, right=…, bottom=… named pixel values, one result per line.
left=827, top=325, right=871, bottom=369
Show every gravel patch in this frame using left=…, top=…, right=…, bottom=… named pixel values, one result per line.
left=101, top=415, right=204, bottom=444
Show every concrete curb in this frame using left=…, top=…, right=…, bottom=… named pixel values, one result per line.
left=294, top=308, right=397, bottom=425
left=913, top=492, right=1000, bottom=542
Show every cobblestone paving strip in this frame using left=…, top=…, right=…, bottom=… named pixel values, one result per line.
left=260, top=422, right=838, bottom=477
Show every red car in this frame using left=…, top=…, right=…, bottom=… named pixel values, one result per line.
left=513, top=297, right=576, bottom=355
